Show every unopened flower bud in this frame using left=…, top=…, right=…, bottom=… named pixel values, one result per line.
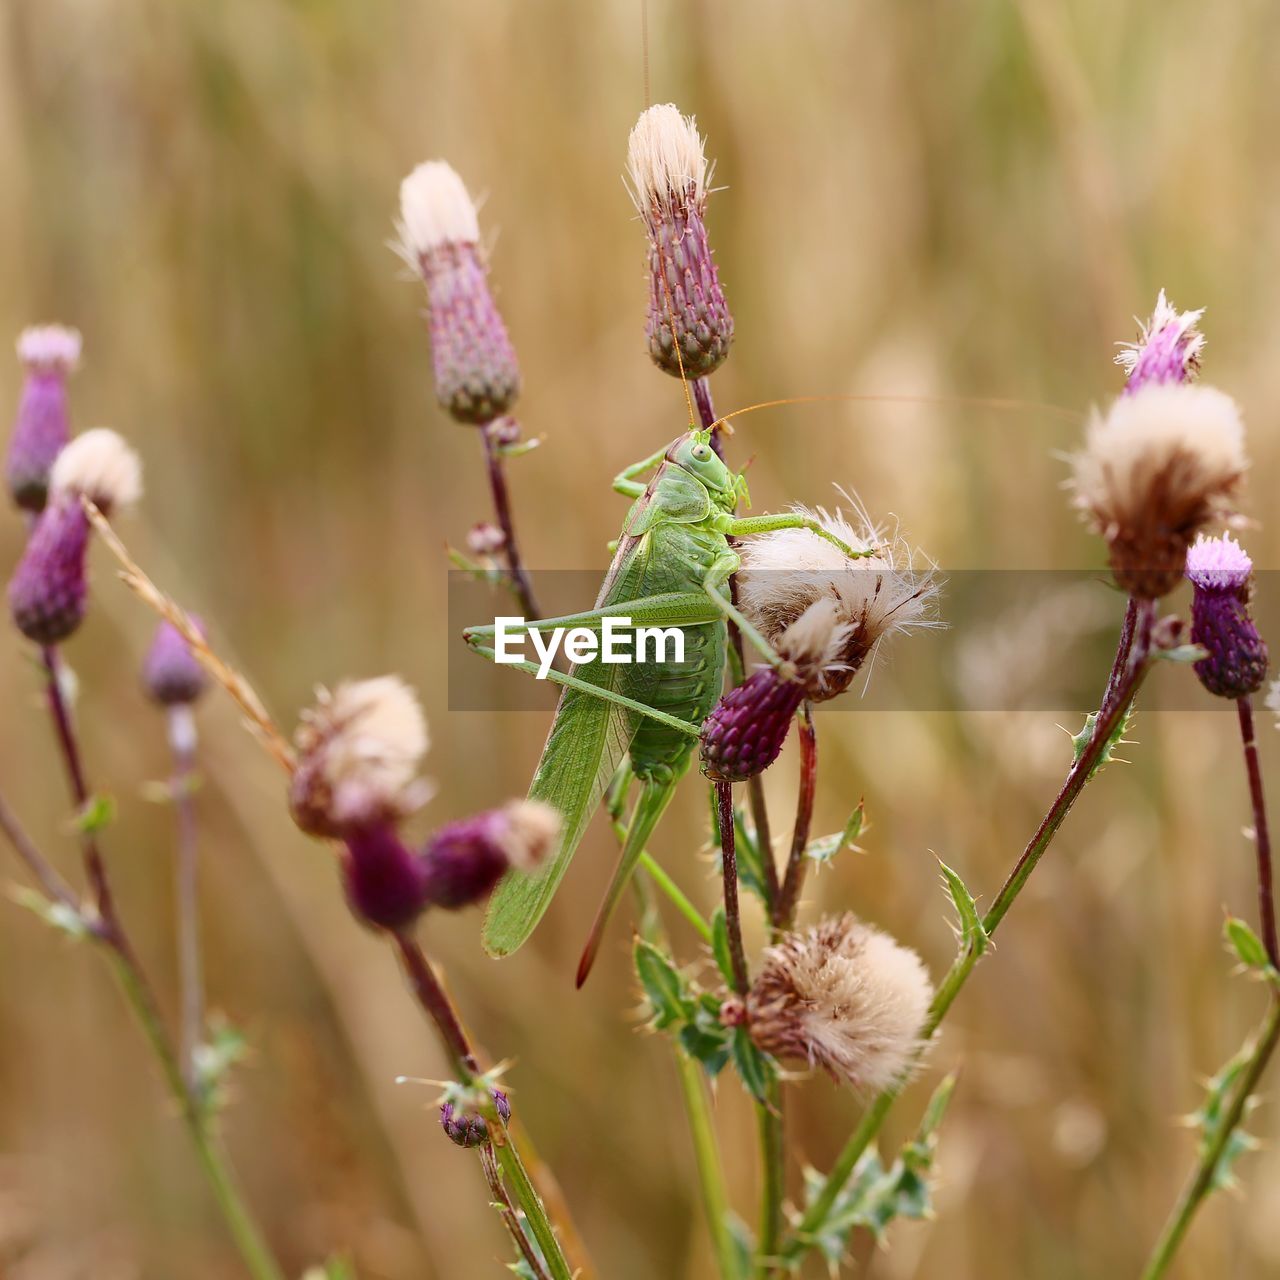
left=1116, top=291, right=1204, bottom=394
left=487, top=416, right=521, bottom=448
left=440, top=1101, right=489, bottom=1148
left=396, top=161, right=520, bottom=424
left=8, top=429, right=141, bottom=644
left=7, top=325, right=81, bottom=512
left=1072, top=384, right=1247, bottom=598
left=143, top=617, right=209, bottom=707
left=421, top=800, right=559, bottom=909
left=492, top=1088, right=511, bottom=1124
left=627, top=104, right=733, bottom=379
left=290, top=677, right=430, bottom=837
left=467, top=522, right=506, bottom=557
left=701, top=667, right=805, bottom=782
left=340, top=820, right=433, bottom=931
left=1185, top=533, right=1268, bottom=699
left=745, top=914, right=932, bottom=1092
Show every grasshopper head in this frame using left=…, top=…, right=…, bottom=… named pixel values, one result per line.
left=669, top=430, right=736, bottom=500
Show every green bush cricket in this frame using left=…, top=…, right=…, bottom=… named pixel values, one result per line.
left=463, top=427, right=875, bottom=984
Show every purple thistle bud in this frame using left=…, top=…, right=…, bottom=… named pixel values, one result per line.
left=421, top=800, right=560, bottom=910
left=627, top=105, right=733, bottom=379
left=1185, top=534, right=1268, bottom=699
left=1116, top=291, right=1204, bottom=394
left=492, top=1088, right=511, bottom=1124
left=8, top=496, right=89, bottom=644
left=440, top=1101, right=489, bottom=1148
left=340, top=821, right=433, bottom=931
left=701, top=667, right=806, bottom=783
left=396, top=162, right=520, bottom=425
left=7, top=326, right=81, bottom=512
left=142, top=617, right=209, bottom=706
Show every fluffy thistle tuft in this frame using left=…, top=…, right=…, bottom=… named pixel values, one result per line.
left=1072, top=384, right=1247, bottom=598
left=395, top=160, right=520, bottom=424
left=7, top=325, right=82, bottom=510
left=744, top=914, right=932, bottom=1092
left=1116, top=291, right=1204, bottom=393
left=290, top=677, right=430, bottom=836
left=49, top=428, right=143, bottom=516
left=1185, top=533, right=1268, bottom=699
left=736, top=505, right=938, bottom=700
left=627, top=104, right=733, bottom=379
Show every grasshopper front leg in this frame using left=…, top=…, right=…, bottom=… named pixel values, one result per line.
left=613, top=444, right=671, bottom=498
left=700, top=550, right=792, bottom=672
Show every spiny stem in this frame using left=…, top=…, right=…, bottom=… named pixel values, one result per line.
left=168, top=706, right=205, bottom=1090
left=716, top=781, right=750, bottom=995
left=776, top=703, right=816, bottom=932
left=1237, top=696, right=1278, bottom=969
left=480, top=1144, right=554, bottom=1280
left=1140, top=994, right=1280, bottom=1280
left=783, top=601, right=1154, bottom=1262
left=491, top=1132, right=575, bottom=1280
left=480, top=422, right=541, bottom=620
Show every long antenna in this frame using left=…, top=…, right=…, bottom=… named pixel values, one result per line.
left=708, top=391, right=1082, bottom=430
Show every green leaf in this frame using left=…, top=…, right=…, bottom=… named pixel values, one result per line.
left=193, top=1015, right=250, bottom=1111
left=731, top=808, right=767, bottom=902
left=1225, top=916, right=1273, bottom=974
left=634, top=938, right=691, bottom=1030
left=497, top=436, right=543, bottom=459
left=937, top=860, right=989, bottom=957
left=1156, top=643, right=1208, bottom=665
left=8, top=886, right=90, bottom=938
left=74, top=794, right=116, bottom=834
left=1188, top=1040, right=1259, bottom=1192
left=711, top=908, right=737, bottom=987
left=1071, top=705, right=1135, bottom=779
left=805, top=800, right=866, bottom=866
left=729, top=1025, right=775, bottom=1103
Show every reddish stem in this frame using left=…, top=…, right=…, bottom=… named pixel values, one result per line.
left=391, top=929, right=481, bottom=1079
left=480, top=423, right=541, bottom=620
left=716, top=781, right=750, bottom=995
left=777, top=703, right=817, bottom=931
left=1237, top=696, right=1278, bottom=968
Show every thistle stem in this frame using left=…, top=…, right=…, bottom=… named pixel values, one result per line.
left=168, top=706, right=205, bottom=1090
left=390, top=931, right=578, bottom=1280
left=1140, top=994, right=1280, bottom=1280
left=480, top=1144, right=555, bottom=1280
left=480, top=421, right=541, bottom=620
left=1237, top=696, right=1278, bottom=969
left=0, top=785, right=79, bottom=910
left=755, top=1079, right=785, bottom=1280
left=776, top=703, right=817, bottom=932
left=716, top=781, right=750, bottom=995
left=782, top=600, right=1154, bottom=1262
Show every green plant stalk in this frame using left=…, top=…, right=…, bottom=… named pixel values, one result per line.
left=755, top=1078, right=785, bottom=1279
left=108, top=951, right=286, bottom=1280
left=1140, top=994, right=1280, bottom=1280
left=491, top=1133, right=575, bottom=1280
left=635, top=844, right=712, bottom=942
left=783, top=620, right=1153, bottom=1262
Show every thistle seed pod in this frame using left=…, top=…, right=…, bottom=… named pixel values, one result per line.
left=421, top=800, right=559, bottom=910
left=1072, top=384, right=1247, bottom=598
left=7, top=325, right=81, bottom=512
left=142, top=617, right=210, bottom=707
left=627, top=104, right=733, bottom=379
left=743, top=914, right=932, bottom=1092
left=1185, top=533, right=1268, bottom=699
left=1116, top=291, right=1204, bottom=394
left=8, top=428, right=142, bottom=644
left=396, top=161, right=520, bottom=424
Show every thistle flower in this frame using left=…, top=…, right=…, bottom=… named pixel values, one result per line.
left=1072, top=384, right=1247, bottom=598
left=7, top=325, right=81, bottom=511
left=627, top=103, right=733, bottom=379
left=8, top=428, right=142, bottom=644
left=1185, top=533, right=1268, bottom=699
left=1116, top=291, right=1204, bottom=394
left=289, top=676, right=430, bottom=837
left=142, top=617, right=210, bottom=707
left=742, top=914, right=932, bottom=1092
left=421, top=800, right=559, bottom=910
left=735, top=505, right=938, bottom=701
left=396, top=160, right=520, bottom=424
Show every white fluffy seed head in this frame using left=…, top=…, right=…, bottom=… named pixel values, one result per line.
left=49, top=428, right=143, bottom=514
left=737, top=505, right=938, bottom=699
left=1072, top=383, right=1247, bottom=595
left=747, top=914, right=933, bottom=1092
left=17, top=325, right=82, bottom=373
left=396, top=160, right=481, bottom=261
left=293, top=676, right=430, bottom=831
left=497, top=800, right=562, bottom=872
left=626, top=103, right=708, bottom=213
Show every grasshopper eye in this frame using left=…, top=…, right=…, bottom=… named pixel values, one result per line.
left=691, top=443, right=711, bottom=461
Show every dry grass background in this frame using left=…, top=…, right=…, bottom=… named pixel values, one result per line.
left=2, top=1, right=1280, bottom=1276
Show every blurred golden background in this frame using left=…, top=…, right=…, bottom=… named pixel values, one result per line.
left=3, top=0, right=1280, bottom=1276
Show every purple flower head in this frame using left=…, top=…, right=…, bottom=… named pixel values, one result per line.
left=1116, top=291, right=1204, bottom=395
left=420, top=801, right=559, bottom=910
left=340, top=821, right=433, bottom=931
left=7, top=326, right=81, bottom=512
left=143, top=617, right=210, bottom=707
left=1185, top=533, right=1268, bottom=699
left=395, top=162, right=520, bottom=424
left=701, top=667, right=805, bottom=783
left=627, top=105, right=733, bottom=379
